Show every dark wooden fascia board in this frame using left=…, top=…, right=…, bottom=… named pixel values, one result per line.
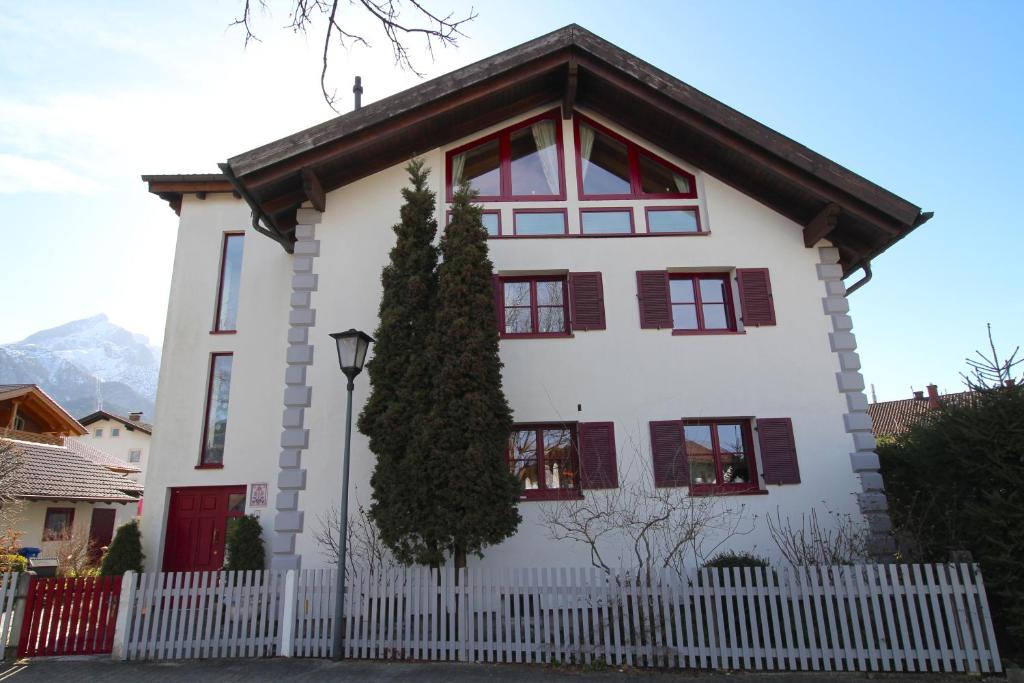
left=803, top=203, right=842, bottom=247
left=300, top=168, right=326, bottom=212
left=562, top=58, right=579, bottom=120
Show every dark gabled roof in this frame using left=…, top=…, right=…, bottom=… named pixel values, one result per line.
left=78, top=410, right=153, bottom=435
left=869, top=390, right=973, bottom=438
left=1, top=437, right=143, bottom=503
left=144, top=24, right=930, bottom=276
left=0, top=384, right=87, bottom=436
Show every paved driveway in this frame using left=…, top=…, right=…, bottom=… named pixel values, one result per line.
left=0, top=658, right=997, bottom=682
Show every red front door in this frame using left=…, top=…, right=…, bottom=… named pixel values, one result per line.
left=163, top=485, right=246, bottom=572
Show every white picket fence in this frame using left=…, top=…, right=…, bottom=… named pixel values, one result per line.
left=114, top=563, right=1002, bottom=673
left=0, top=573, right=21, bottom=650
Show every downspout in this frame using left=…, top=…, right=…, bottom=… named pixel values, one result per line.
left=218, top=162, right=294, bottom=253
left=845, top=261, right=872, bottom=296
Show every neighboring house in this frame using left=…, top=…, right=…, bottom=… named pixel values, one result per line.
left=140, top=25, right=931, bottom=572
left=869, top=384, right=972, bottom=439
left=0, top=385, right=142, bottom=564
left=74, top=410, right=152, bottom=484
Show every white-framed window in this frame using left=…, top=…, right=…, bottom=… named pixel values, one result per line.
left=94, top=428, right=103, bottom=438
left=128, top=449, right=142, bottom=463
left=111, top=428, right=120, bottom=437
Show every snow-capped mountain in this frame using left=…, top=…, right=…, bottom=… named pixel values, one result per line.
left=0, top=315, right=161, bottom=420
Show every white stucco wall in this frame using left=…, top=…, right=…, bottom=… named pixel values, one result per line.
left=71, top=418, right=151, bottom=484
left=13, top=499, right=137, bottom=561
left=141, top=105, right=863, bottom=571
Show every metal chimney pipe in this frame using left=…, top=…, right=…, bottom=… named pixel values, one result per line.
left=353, top=76, right=363, bottom=110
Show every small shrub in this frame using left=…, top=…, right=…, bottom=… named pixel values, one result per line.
left=704, top=550, right=770, bottom=569
left=225, top=515, right=265, bottom=571
left=0, top=554, right=27, bottom=573
left=100, top=520, right=144, bottom=576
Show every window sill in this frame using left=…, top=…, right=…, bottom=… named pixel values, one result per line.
left=689, top=487, right=768, bottom=497
left=671, top=330, right=746, bottom=336
left=500, top=333, right=574, bottom=340
left=209, top=330, right=237, bottom=335
left=519, top=490, right=583, bottom=502
left=195, top=463, right=224, bottom=470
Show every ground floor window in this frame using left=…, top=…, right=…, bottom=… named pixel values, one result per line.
left=506, top=424, right=580, bottom=500
left=683, top=419, right=758, bottom=494
left=43, top=507, right=74, bottom=541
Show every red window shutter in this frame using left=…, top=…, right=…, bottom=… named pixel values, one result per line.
left=636, top=271, right=672, bottom=329
left=736, top=268, right=776, bottom=326
left=649, top=420, right=687, bottom=487
left=757, top=418, right=801, bottom=484
left=568, top=272, right=606, bottom=331
left=578, top=422, right=618, bottom=489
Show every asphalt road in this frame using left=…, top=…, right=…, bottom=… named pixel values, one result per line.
left=0, top=657, right=1006, bottom=682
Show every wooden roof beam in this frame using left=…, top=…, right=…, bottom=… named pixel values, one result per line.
left=301, top=168, right=326, bottom=212
left=803, top=203, right=842, bottom=247
left=562, top=58, right=578, bottom=120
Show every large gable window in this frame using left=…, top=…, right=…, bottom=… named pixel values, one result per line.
left=575, top=116, right=696, bottom=200
left=447, top=112, right=564, bottom=201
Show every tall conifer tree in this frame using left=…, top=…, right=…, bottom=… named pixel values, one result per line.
left=358, top=160, right=440, bottom=561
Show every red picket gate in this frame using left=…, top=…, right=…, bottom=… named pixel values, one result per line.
left=17, top=576, right=122, bottom=657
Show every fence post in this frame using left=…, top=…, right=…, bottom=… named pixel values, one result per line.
left=4, top=573, right=32, bottom=661
left=279, top=569, right=297, bottom=657
left=111, top=571, right=137, bottom=661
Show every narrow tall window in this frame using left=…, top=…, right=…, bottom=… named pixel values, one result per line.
left=200, top=353, right=234, bottom=466
left=214, top=233, right=245, bottom=332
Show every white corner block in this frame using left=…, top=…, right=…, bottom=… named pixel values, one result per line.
left=290, top=291, right=312, bottom=309
left=291, top=273, right=319, bottom=292
left=278, top=468, right=307, bottom=490
left=849, top=451, right=880, bottom=472
left=860, top=472, right=885, bottom=492
left=280, top=428, right=309, bottom=450
left=836, top=370, right=865, bottom=393
left=843, top=411, right=873, bottom=433
left=830, top=314, right=854, bottom=332
left=271, top=554, right=301, bottom=571
left=276, top=491, right=299, bottom=510
left=286, top=345, right=314, bottom=366
left=289, top=308, right=316, bottom=327
left=282, top=407, right=305, bottom=429
left=275, top=511, right=305, bottom=533
left=279, top=449, right=301, bottom=468
left=284, top=365, right=306, bottom=386
left=822, top=297, right=850, bottom=315
left=287, top=327, right=309, bottom=345
left=816, top=263, right=843, bottom=281
left=293, top=239, right=321, bottom=257
left=283, top=385, right=312, bottom=407
left=864, top=512, right=893, bottom=533
left=845, top=392, right=870, bottom=413
left=271, top=533, right=296, bottom=554
left=818, top=246, right=841, bottom=264
left=830, top=331, right=857, bottom=352
left=851, top=431, right=877, bottom=451
left=857, top=492, right=889, bottom=513
left=292, top=256, right=314, bottom=274
left=825, top=280, right=847, bottom=297
left=295, top=209, right=323, bottom=227
left=838, top=351, right=861, bottom=371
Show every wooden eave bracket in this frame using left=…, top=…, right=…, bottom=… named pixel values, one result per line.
left=562, top=58, right=579, bottom=120
left=803, top=202, right=841, bottom=247
left=301, top=168, right=326, bottom=212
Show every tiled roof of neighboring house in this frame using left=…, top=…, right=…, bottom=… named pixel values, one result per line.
left=65, top=438, right=141, bottom=474
left=78, top=410, right=153, bottom=435
left=869, top=389, right=974, bottom=438
left=0, top=437, right=143, bottom=503
left=0, top=384, right=87, bottom=436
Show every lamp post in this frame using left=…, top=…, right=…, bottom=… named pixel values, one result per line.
left=328, top=328, right=373, bottom=660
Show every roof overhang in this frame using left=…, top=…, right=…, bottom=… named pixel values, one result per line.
left=0, top=385, right=87, bottom=436
left=145, top=24, right=931, bottom=276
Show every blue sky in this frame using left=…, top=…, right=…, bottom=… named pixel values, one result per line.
left=2, top=1, right=1021, bottom=401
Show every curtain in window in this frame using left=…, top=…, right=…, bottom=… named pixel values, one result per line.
left=673, top=171, right=691, bottom=194
left=450, top=151, right=467, bottom=188
left=531, top=120, right=559, bottom=194
left=578, top=123, right=595, bottom=183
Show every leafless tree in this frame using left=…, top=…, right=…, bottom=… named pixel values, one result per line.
left=765, top=505, right=869, bottom=566
left=54, top=528, right=99, bottom=577
left=961, top=323, right=1022, bottom=390
left=314, top=487, right=394, bottom=579
left=0, top=443, right=25, bottom=549
left=231, top=0, right=476, bottom=111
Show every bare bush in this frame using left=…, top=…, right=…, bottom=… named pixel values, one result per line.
left=766, top=505, right=869, bottom=566
left=54, top=529, right=99, bottom=577
left=314, top=487, right=394, bottom=579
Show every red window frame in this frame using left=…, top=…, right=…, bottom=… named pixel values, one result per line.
left=506, top=423, right=581, bottom=501
left=669, top=273, right=737, bottom=334
left=42, top=507, right=75, bottom=541
left=644, top=206, right=704, bottom=235
left=198, top=352, right=233, bottom=468
left=579, top=207, right=636, bottom=237
left=446, top=208, right=502, bottom=238
left=574, top=114, right=698, bottom=201
left=497, top=275, right=571, bottom=338
left=212, top=231, right=245, bottom=334
left=445, top=110, right=566, bottom=202
left=510, top=208, right=569, bottom=237
left=682, top=419, right=760, bottom=495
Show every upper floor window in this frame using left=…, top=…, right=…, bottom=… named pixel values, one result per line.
left=446, top=112, right=565, bottom=201
left=128, top=449, right=142, bottom=463
left=111, top=428, right=120, bottom=438
left=507, top=424, right=579, bottom=500
left=498, top=276, right=569, bottom=337
left=214, top=232, right=245, bottom=332
left=200, top=353, right=233, bottom=467
left=575, top=116, right=696, bottom=200
left=670, top=273, right=736, bottom=332
left=94, top=428, right=103, bottom=438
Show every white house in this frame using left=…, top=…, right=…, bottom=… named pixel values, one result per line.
left=74, top=410, right=152, bottom=485
left=140, top=25, right=930, bottom=573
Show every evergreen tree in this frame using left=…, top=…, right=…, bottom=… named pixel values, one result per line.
left=359, top=160, right=441, bottom=564
left=99, top=520, right=144, bottom=576
left=224, top=514, right=265, bottom=570
left=419, top=182, right=521, bottom=568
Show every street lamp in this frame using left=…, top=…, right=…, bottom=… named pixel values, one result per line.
left=328, top=328, right=373, bottom=660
